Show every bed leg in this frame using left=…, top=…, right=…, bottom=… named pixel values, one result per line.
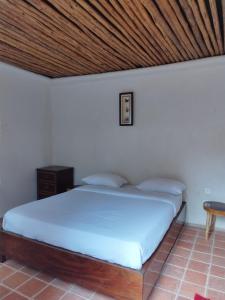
left=0, top=255, right=6, bottom=263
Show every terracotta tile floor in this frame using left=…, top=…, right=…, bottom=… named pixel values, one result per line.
left=0, top=226, right=225, bottom=300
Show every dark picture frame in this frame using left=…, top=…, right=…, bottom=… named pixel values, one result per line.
left=119, top=92, right=133, bottom=126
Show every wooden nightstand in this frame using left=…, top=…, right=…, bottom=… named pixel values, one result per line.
left=37, top=166, right=74, bottom=199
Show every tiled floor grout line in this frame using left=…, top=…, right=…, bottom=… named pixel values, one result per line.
left=173, top=228, right=225, bottom=298
left=206, top=286, right=225, bottom=295
left=1, top=264, right=95, bottom=300
left=1, top=267, right=44, bottom=300
left=1, top=285, right=30, bottom=300
left=2, top=266, right=79, bottom=299
left=68, top=283, right=95, bottom=300
left=158, top=274, right=211, bottom=289
left=208, top=261, right=225, bottom=268
left=153, top=286, right=176, bottom=298
left=32, top=276, right=95, bottom=299
left=174, top=230, right=199, bottom=300
left=169, top=229, right=191, bottom=300
left=0, top=265, right=37, bottom=299
left=30, top=278, right=86, bottom=300
left=1, top=266, right=65, bottom=299
left=0, top=268, right=19, bottom=282
left=204, top=232, right=215, bottom=297
left=210, top=244, right=225, bottom=250
left=30, top=281, right=61, bottom=300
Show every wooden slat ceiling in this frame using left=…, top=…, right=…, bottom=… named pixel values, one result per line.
left=0, top=0, right=224, bottom=78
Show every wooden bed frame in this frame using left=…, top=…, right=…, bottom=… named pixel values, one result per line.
left=0, top=202, right=186, bottom=300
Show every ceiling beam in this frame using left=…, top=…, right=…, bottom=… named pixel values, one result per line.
left=187, top=0, right=214, bottom=56
left=179, top=0, right=209, bottom=56
left=196, top=0, right=219, bottom=55
left=26, top=0, right=129, bottom=70
left=168, top=0, right=202, bottom=57
left=109, top=0, right=168, bottom=64
left=156, top=0, right=197, bottom=59
left=131, top=0, right=177, bottom=62
left=0, top=0, right=223, bottom=77
left=141, top=0, right=185, bottom=61
left=209, top=0, right=223, bottom=55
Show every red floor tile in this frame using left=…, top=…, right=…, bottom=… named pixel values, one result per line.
left=2, top=293, right=28, bottom=300
left=213, top=247, right=225, bottom=257
left=156, top=274, right=180, bottom=292
left=194, top=244, right=212, bottom=254
left=214, top=240, right=225, bottom=249
left=3, top=271, right=29, bottom=289
left=61, top=293, right=85, bottom=300
left=182, top=227, right=199, bottom=236
left=148, top=260, right=163, bottom=273
left=171, top=246, right=191, bottom=258
left=71, top=283, right=96, bottom=298
left=196, top=237, right=213, bottom=246
left=191, top=251, right=211, bottom=263
left=17, top=278, right=46, bottom=297
left=207, top=288, right=225, bottom=300
left=179, top=233, right=196, bottom=242
left=212, top=255, right=225, bottom=267
left=179, top=281, right=205, bottom=299
left=0, top=284, right=11, bottom=298
left=150, top=287, right=176, bottom=300
left=175, top=240, right=193, bottom=250
left=35, top=271, right=54, bottom=283
left=210, top=265, right=225, bottom=278
left=214, top=233, right=225, bottom=242
left=20, top=265, right=39, bottom=276
left=51, top=278, right=73, bottom=291
left=4, top=260, right=24, bottom=270
left=166, top=254, right=188, bottom=268
left=188, top=260, right=209, bottom=274
left=208, top=276, right=225, bottom=293
left=34, top=285, right=65, bottom=300
left=144, top=271, right=159, bottom=284
left=184, top=270, right=207, bottom=286
left=162, top=264, right=185, bottom=279
left=0, top=266, right=15, bottom=281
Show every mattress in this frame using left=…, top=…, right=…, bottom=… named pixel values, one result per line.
left=3, top=185, right=182, bottom=270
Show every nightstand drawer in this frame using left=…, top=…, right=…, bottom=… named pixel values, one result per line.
left=39, top=180, right=56, bottom=193
left=38, top=172, right=56, bottom=182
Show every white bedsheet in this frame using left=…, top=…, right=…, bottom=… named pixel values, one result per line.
left=3, top=185, right=182, bottom=270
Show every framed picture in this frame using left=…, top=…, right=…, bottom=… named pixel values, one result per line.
left=119, top=92, right=133, bottom=126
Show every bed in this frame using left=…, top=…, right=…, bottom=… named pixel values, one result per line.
left=0, top=185, right=186, bottom=300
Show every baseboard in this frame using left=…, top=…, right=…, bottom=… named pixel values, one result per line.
left=185, top=221, right=225, bottom=233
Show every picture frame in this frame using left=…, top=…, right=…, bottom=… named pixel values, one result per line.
left=119, top=92, right=133, bottom=126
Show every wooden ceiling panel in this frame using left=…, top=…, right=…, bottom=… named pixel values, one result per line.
left=0, top=0, right=224, bottom=78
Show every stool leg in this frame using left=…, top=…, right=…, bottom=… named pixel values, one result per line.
left=205, top=212, right=212, bottom=240
left=211, top=215, right=216, bottom=235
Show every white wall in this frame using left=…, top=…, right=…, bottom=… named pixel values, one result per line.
left=0, top=63, right=51, bottom=216
left=50, top=56, right=225, bottom=229
left=1, top=57, right=225, bottom=229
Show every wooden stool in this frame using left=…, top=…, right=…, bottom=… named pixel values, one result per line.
left=203, top=201, right=225, bottom=240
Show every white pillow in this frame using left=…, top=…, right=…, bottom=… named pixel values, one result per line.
left=82, top=172, right=128, bottom=188
left=136, top=177, right=185, bottom=195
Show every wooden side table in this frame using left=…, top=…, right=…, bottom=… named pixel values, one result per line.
left=203, top=201, right=225, bottom=240
left=37, top=166, right=74, bottom=199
